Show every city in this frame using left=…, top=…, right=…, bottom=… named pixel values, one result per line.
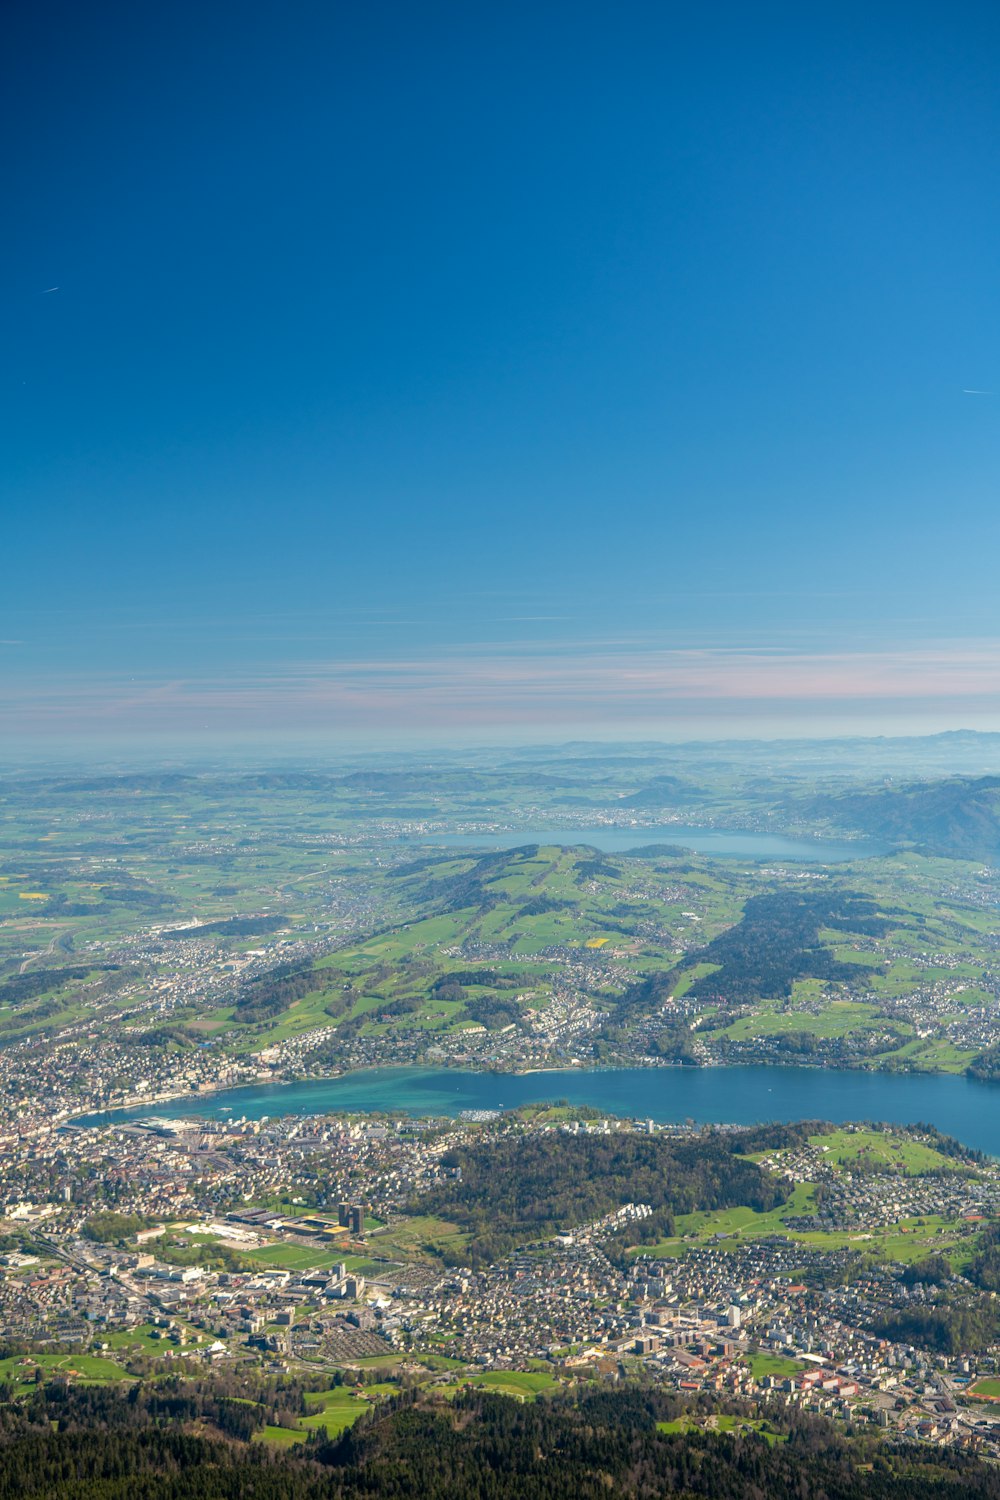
left=2, top=1098, right=1000, bottom=1454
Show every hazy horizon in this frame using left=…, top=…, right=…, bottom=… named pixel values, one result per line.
left=5, top=2, right=999, bottom=744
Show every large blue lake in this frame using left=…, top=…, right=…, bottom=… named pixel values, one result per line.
left=75, top=1064, right=1000, bottom=1155
left=407, top=827, right=884, bottom=861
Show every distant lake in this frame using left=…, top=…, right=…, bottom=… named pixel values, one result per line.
left=74, top=1064, right=1000, bottom=1156
left=405, top=827, right=884, bottom=862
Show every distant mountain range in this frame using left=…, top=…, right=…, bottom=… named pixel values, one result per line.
left=811, top=775, right=1000, bottom=860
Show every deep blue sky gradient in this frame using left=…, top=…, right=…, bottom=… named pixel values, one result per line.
left=3, top=1, right=1000, bottom=739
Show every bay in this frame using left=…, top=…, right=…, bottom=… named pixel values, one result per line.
left=75, top=1063, right=1000, bottom=1155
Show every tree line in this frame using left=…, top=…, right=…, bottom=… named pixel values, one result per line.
left=0, top=1380, right=999, bottom=1500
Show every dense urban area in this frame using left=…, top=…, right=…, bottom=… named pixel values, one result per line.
left=6, top=1099, right=1000, bottom=1446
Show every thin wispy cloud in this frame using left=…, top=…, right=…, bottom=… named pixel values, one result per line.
left=6, top=641, right=1000, bottom=736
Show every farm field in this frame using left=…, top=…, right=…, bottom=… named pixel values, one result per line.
left=2, top=755, right=1000, bottom=1089
left=459, top=1370, right=559, bottom=1399
left=658, top=1414, right=787, bottom=1442
left=255, top=1384, right=397, bottom=1445
left=808, top=1128, right=962, bottom=1175
left=368, top=1214, right=468, bottom=1264
left=0, top=1353, right=128, bottom=1389
left=637, top=1202, right=977, bottom=1266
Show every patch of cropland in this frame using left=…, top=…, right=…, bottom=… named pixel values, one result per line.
left=410, top=1129, right=790, bottom=1265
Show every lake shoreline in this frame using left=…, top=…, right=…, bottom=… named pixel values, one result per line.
left=399, top=824, right=888, bottom=862
left=69, top=1058, right=1000, bottom=1157
left=70, top=1051, right=975, bottom=1124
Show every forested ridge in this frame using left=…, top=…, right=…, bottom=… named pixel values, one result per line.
left=0, top=969, right=94, bottom=1008
left=411, top=1130, right=790, bottom=1264
left=163, top=916, right=286, bottom=941
left=0, top=1383, right=999, bottom=1500
left=233, top=965, right=320, bottom=1024
left=676, top=888, right=888, bottom=1005
left=808, top=776, right=1000, bottom=859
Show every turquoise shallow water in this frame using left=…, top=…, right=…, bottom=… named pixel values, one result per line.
left=75, top=1063, right=1000, bottom=1155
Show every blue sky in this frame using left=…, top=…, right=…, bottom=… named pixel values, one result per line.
left=4, top=0, right=1000, bottom=743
